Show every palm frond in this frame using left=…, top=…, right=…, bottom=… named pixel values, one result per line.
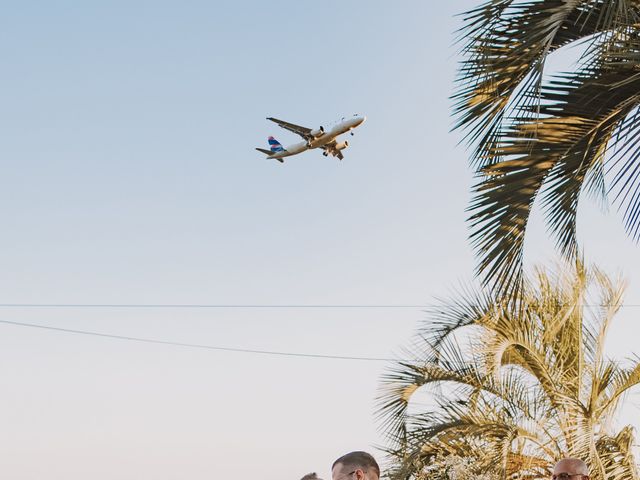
left=455, top=0, right=640, bottom=295
left=379, top=263, right=640, bottom=480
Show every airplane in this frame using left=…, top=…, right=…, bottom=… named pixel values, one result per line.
left=255, top=114, right=366, bottom=162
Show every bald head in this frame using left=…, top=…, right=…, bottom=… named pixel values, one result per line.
left=552, top=458, right=589, bottom=479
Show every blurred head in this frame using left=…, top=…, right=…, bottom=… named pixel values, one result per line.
left=552, top=458, right=589, bottom=480
left=331, top=451, right=380, bottom=480
left=300, top=473, right=322, bottom=480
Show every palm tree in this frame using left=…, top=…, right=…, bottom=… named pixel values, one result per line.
left=378, top=262, right=640, bottom=480
left=454, top=0, right=640, bottom=295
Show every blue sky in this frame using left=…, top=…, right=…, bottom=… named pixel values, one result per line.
left=2, top=2, right=640, bottom=479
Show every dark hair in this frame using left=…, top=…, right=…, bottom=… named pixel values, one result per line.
left=300, top=474, right=321, bottom=480
left=332, top=451, right=380, bottom=478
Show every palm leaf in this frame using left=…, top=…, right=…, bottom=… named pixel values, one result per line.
left=455, top=0, right=640, bottom=295
left=378, top=262, right=640, bottom=480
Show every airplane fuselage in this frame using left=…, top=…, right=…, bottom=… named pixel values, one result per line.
left=269, top=115, right=365, bottom=160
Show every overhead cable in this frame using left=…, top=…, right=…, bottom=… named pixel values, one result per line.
left=0, top=319, right=400, bottom=362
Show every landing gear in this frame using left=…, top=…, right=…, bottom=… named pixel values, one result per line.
left=323, top=151, right=329, bottom=157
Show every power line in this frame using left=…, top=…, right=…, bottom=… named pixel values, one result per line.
left=0, top=319, right=400, bottom=362
left=2, top=316, right=637, bottom=363
left=0, top=303, right=428, bottom=308
left=0, top=303, right=639, bottom=309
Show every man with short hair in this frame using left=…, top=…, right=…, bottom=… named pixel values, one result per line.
left=331, top=451, right=380, bottom=480
left=300, top=473, right=322, bottom=480
left=552, top=458, right=589, bottom=480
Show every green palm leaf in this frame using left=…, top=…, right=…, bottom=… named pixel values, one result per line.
left=454, top=0, right=640, bottom=295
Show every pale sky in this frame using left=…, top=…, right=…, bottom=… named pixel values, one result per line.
left=2, top=2, right=640, bottom=479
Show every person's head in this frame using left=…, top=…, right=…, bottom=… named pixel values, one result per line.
left=331, top=451, right=380, bottom=480
left=552, top=458, right=589, bottom=480
left=300, top=473, right=322, bottom=480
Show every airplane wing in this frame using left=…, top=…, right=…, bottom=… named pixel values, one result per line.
left=267, top=117, right=312, bottom=140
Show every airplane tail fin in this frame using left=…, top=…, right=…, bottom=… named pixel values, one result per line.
left=268, top=136, right=285, bottom=154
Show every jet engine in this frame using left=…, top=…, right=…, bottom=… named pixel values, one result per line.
left=334, top=141, right=349, bottom=151
left=309, top=126, right=325, bottom=137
